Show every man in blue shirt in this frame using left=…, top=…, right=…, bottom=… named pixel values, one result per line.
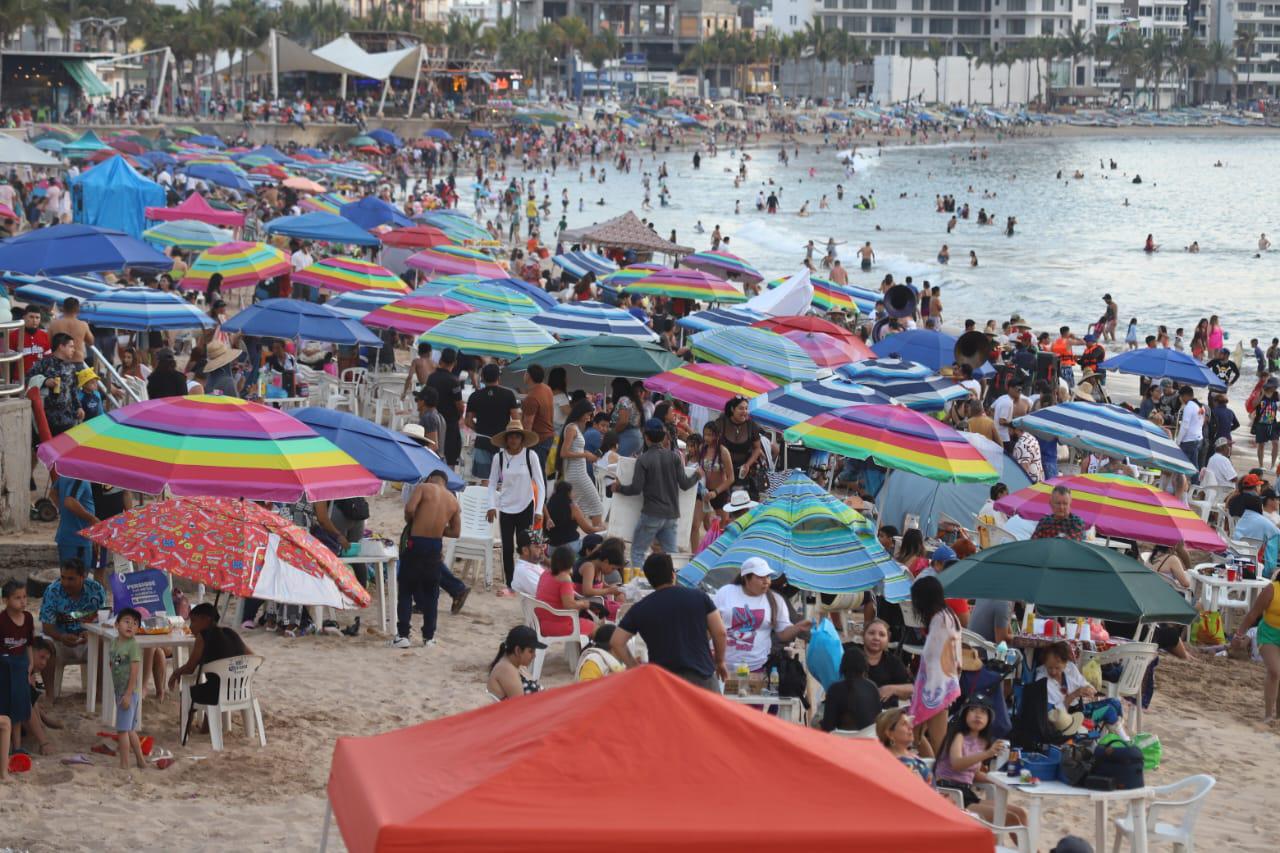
left=39, top=558, right=106, bottom=695
left=582, top=412, right=609, bottom=481
left=54, top=476, right=97, bottom=567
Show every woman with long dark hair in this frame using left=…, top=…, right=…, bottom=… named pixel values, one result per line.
left=895, top=529, right=929, bottom=576
left=906, top=576, right=962, bottom=754
left=609, top=377, right=642, bottom=457
left=717, top=396, right=765, bottom=497
left=691, top=420, right=734, bottom=552
left=556, top=398, right=603, bottom=524
left=486, top=625, right=546, bottom=700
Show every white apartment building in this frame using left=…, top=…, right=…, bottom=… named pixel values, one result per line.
left=1210, top=0, right=1280, bottom=97
left=1070, top=0, right=1187, bottom=105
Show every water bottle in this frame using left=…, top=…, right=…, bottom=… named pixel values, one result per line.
left=735, top=663, right=749, bottom=696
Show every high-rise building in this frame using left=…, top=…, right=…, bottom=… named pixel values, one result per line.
left=1208, top=0, right=1280, bottom=99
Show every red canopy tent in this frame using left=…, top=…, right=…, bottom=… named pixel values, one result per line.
left=323, top=666, right=992, bottom=853
left=145, top=192, right=246, bottom=228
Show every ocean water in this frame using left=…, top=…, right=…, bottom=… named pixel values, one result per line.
left=481, top=133, right=1280, bottom=343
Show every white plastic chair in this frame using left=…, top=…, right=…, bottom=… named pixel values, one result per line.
left=326, top=367, right=366, bottom=415
left=180, top=654, right=266, bottom=750
left=518, top=592, right=587, bottom=679
left=443, top=485, right=497, bottom=587
left=831, top=723, right=878, bottom=738
left=1095, top=640, right=1158, bottom=732
left=1187, top=483, right=1231, bottom=525
left=898, top=600, right=926, bottom=658
left=961, top=628, right=999, bottom=662
left=1111, top=774, right=1215, bottom=853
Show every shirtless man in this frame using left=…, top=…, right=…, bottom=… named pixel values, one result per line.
left=47, top=297, right=93, bottom=365
left=402, top=342, right=435, bottom=398
left=397, top=473, right=461, bottom=649
left=1260, top=233, right=1272, bottom=252
left=857, top=241, right=874, bottom=272
left=829, top=259, right=848, bottom=285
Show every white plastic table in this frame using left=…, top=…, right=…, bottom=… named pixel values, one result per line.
left=1188, top=568, right=1270, bottom=614
left=84, top=622, right=194, bottom=727
left=341, top=540, right=399, bottom=633
left=987, top=773, right=1153, bottom=853
left=723, top=692, right=804, bottom=724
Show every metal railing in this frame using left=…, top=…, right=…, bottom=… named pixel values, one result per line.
left=0, top=317, right=25, bottom=398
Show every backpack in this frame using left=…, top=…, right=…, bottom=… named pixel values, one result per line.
left=1190, top=610, right=1225, bottom=646
left=334, top=496, right=370, bottom=521
left=1090, top=742, right=1145, bottom=790
left=1058, top=742, right=1096, bottom=786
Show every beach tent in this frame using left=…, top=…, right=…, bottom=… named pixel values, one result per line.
left=145, top=192, right=246, bottom=228
left=876, top=432, right=1032, bottom=536
left=71, top=155, right=166, bottom=238
left=322, top=665, right=991, bottom=853
left=0, top=135, right=61, bottom=167
left=264, top=212, right=381, bottom=247
left=560, top=210, right=693, bottom=255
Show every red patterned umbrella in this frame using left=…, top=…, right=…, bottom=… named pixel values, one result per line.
left=81, top=497, right=370, bottom=608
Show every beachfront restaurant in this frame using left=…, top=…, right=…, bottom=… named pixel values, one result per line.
left=0, top=50, right=113, bottom=120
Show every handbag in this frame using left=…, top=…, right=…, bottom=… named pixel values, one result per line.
left=806, top=617, right=843, bottom=692
left=1058, top=742, right=1096, bottom=786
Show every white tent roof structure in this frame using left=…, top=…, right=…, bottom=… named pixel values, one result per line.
left=233, top=32, right=424, bottom=82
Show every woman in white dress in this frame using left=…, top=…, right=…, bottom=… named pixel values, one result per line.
left=557, top=398, right=604, bottom=523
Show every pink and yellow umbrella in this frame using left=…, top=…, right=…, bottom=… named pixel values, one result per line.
left=622, top=267, right=747, bottom=304
left=644, top=363, right=778, bottom=410
left=995, top=472, right=1227, bottom=551
left=405, top=245, right=506, bottom=278
left=362, top=295, right=477, bottom=335
left=179, top=241, right=291, bottom=290
left=293, top=257, right=409, bottom=295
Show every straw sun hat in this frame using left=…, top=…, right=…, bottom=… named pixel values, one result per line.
left=203, top=339, right=242, bottom=372
left=493, top=417, right=538, bottom=449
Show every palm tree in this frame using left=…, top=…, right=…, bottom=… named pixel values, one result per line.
left=1172, top=32, right=1204, bottom=106
left=1202, top=39, right=1235, bottom=104
left=1033, top=34, right=1058, bottom=104
left=1000, top=47, right=1016, bottom=108
left=806, top=20, right=836, bottom=101
left=959, top=43, right=975, bottom=106
left=1111, top=28, right=1147, bottom=105
left=1235, top=29, right=1258, bottom=102
left=976, top=45, right=998, bottom=106
left=1142, top=30, right=1174, bottom=110
left=903, top=44, right=922, bottom=105
left=1057, top=21, right=1091, bottom=92
left=926, top=38, right=947, bottom=104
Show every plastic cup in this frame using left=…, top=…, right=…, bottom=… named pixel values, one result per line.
left=1226, top=567, right=1239, bottom=583
left=97, top=609, right=109, bottom=623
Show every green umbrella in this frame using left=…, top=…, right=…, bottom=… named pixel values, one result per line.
left=941, top=539, right=1197, bottom=624
left=504, top=334, right=682, bottom=379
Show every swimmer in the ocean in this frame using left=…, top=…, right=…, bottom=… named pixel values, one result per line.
left=1144, top=234, right=1158, bottom=253
left=858, top=241, right=875, bottom=271
left=1186, top=241, right=1200, bottom=253
left=1260, top=233, right=1272, bottom=252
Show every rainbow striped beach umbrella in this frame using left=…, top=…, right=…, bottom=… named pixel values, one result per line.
left=622, top=267, right=747, bottom=304
left=995, top=473, right=1227, bottom=552
left=784, top=403, right=999, bottom=483
left=407, top=274, right=484, bottom=297
left=78, top=287, right=214, bottom=332
left=300, top=192, right=355, bottom=215
left=406, top=245, right=506, bottom=278
left=417, top=311, right=555, bottom=360
left=681, top=249, right=763, bottom=284
left=142, top=219, right=234, bottom=251
left=293, top=257, right=409, bottom=295
left=748, top=378, right=892, bottom=432
left=691, top=326, right=820, bottom=384
left=766, top=275, right=872, bottom=315
left=679, top=471, right=911, bottom=597
left=417, top=211, right=496, bottom=245
left=36, top=396, right=380, bottom=502
left=644, top=363, right=777, bottom=410
left=440, top=279, right=541, bottom=316
left=179, top=241, right=290, bottom=290
left=362, top=295, right=477, bottom=335
left=326, top=289, right=401, bottom=319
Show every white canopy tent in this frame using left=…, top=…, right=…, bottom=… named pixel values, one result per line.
left=232, top=31, right=428, bottom=116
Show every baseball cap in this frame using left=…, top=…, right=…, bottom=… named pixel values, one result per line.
left=1214, top=436, right=1232, bottom=449
left=1083, top=334, right=1097, bottom=343
left=1050, top=836, right=1094, bottom=853
left=739, top=556, right=776, bottom=578
left=505, top=625, right=547, bottom=651
left=643, top=417, right=665, bottom=434
left=1242, top=473, right=1262, bottom=488
left=1267, top=377, right=1280, bottom=389
left=931, top=545, right=957, bottom=563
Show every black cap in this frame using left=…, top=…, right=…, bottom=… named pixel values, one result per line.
left=1050, top=836, right=1094, bottom=853
left=505, top=625, right=547, bottom=651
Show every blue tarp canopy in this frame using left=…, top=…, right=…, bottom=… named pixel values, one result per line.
left=264, top=212, right=381, bottom=247
left=339, top=197, right=412, bottom=230
left=0, top=224, right=172, bottom=276
left=219, top=298, right=381, bottom=345
left=184, top=164, right=252, bottom=193
left=71, top=156, right=166, bottom=238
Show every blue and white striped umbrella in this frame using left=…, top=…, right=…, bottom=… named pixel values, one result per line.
left=691, top=326, right=820, bottom=384
left=676, top=306, right=764, bottom=333
left=849, top=375, right=969, bottom=413
left=749, top=377, right=894, bottom=431
left=1013, top=401, right=1195, bottom=475
left=326, top=289, right=401, bottom=319
left=837, top=357, right=934, bottom=382
left=531, top=301, right=659, bottom=341
left=8, top=274, right=115, bottom=305
left=552, top=250, right=617, bottom=279
left=79, top=287, right=214, bottom=331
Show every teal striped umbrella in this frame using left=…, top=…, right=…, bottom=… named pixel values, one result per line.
left=417, top=212, right=497, bottom=245
left=142, top=219, right=234, bottom=251
left=417, top=311, right=555, bottom=360
left=678, top=471, right=910, bottom=597
left=691, top=326, right=820, bottom=384
left=440, top=280, right=540, bottom=316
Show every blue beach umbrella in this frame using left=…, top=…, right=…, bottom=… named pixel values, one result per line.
left=185, top=164, right=251, bottom=192
left=676, top=307, right=764, bottom=333
left=837, top=357, right=934, bottom=382
left=531, top=301, right=659, bottom=341
left=78, top=287, right=214, bottom=331
left=339, top=196, right=413, bottom=230
left=424, top=128, right=453, bottom=141
left=552, top=250, right=617, bottom=279
left=748, top=378, right=893, bottom=431
left=679, top=471, right=911, bottom=597
left=264, top=212, right=382, bottom=247
left=475, top=276, right=558, bottom=310
left=327, top=289, right=400, bottom=318
left=293, top=407, right=463, bottom=487
left=0, top=224, right=173, bottom=275
left=842, top=372, right=969, bottom=413
left=219, top=298, right=381, bottom=345
left=189, top=134, right=224, bottom=149
left=690, top=326, right=820, bottom=384
left=870, top=329, right=994, bottom=378
left=1099, top=348, right=1226, bottom=390
left=8, top=274, right=115, bottom=305
left=368, top=128, right=401, bottom=147
left=469, top=129, right=495, bottom=140
left=1013, top=401, right=1195, bottom=475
